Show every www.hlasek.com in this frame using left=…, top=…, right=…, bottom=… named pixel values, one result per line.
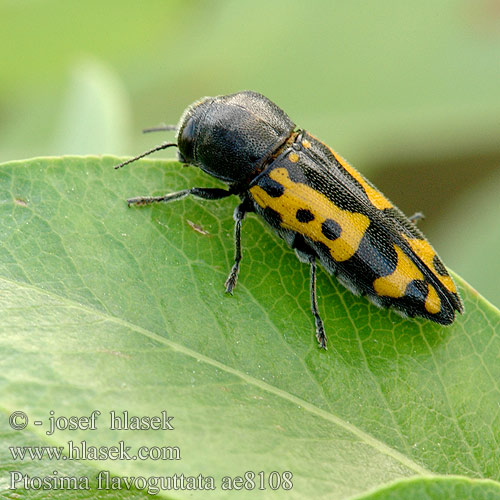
left=9, top=440, right=180, bottom=461
left=7, top=409, right=294, bottom=494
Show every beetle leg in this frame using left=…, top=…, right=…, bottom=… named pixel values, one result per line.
left=127, top=187, right=232, bottom=206
left=409, top=211, right=425, bottom=224
left=309, top=256, right=327, bottom=350
left=224, top=203, right=247, bottom=294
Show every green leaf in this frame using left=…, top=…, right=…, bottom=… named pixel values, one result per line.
left=353, top=476, right=500, bottom=500
left=1, top=156, right=499, bottom=499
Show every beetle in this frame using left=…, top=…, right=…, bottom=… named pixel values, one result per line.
left=114, top=90, right=464, bottom=349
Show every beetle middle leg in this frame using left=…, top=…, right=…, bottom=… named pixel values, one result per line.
left=309, top=256, right=327, bottom=350
left=224, top=202, right=248, bottom=294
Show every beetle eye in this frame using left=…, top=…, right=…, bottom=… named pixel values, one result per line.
left=178, top=116, right=197, bottom=164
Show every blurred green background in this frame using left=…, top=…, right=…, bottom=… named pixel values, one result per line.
left=1, top=0, right=499, bottom=306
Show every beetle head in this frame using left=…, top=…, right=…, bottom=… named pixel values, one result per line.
left=177, top=91, right=295, bottom=184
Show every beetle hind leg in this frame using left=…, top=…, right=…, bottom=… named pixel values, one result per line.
left=291, top=235, right=327, bottom=349
left=409, top=211, right=425, bottom=224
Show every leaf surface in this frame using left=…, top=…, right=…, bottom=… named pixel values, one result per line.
left=0, top=157, right=499, bottom=499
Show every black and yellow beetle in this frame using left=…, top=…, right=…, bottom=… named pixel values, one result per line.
left=115, top=91, right=464, bottom=349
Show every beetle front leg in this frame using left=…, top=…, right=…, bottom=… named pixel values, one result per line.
left=127, top=187, right=233, bottom=206
left=224, top=203, right=247, bottom=294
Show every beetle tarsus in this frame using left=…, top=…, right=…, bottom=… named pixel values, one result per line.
left=127, top=190, right=191, bottom=206
left=409, top=211, right=425, bottom=224
left=315, top=324, right=328, bottom=350
left=224, top=272, right=238, bottom=295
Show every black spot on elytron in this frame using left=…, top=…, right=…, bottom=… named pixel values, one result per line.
left=284, top=162, right=307, bottom=184
left=355, top=227, right=398, bottom=277
left=321, top=218, right=342, bottom=241
left=296, top=208, right=314, bottom=223
left=433, top=255, right=449, bottom=276
left=263, top=206, right=282, bottom=227
left=259, top=175, right=284, bottom=198
left=405, top=279, right=428, bottom=303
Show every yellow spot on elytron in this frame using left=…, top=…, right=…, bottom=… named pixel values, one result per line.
left=373, top=245, right=423, bottom=298
left=307, top=133, right=393, bottom=210
left=289, top=152, right=299, bottom=163
left=336, top=153, right=393, bottom=210
left=301, top=139, right=312, bottom=149
left=250, top=168, right=370, bottom=262
left=402, top=235, right=457, bottom=294
left=425, top=285, right=441, bottom=314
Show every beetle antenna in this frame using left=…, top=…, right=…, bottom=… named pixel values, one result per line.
left=142, top=125, right=178, bottom=133
left=114, top=142, right=177, bottom=169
